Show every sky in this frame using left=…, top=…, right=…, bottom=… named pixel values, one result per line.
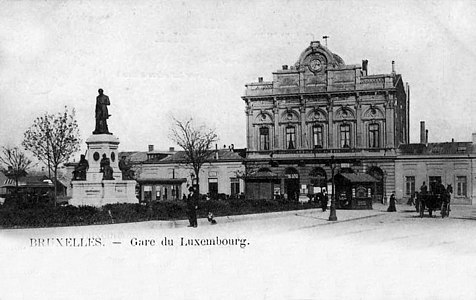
left=1, top=0, right=475, bottom=155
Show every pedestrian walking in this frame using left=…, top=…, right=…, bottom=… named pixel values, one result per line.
left=387, top=193, right=396, bottom=212
left=321, top=189, right=328, bottom=212
left=186, top=187, right=198, bottom=227
left=441, top=184, right=452, bottom=218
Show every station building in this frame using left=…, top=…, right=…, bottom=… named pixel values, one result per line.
left=242, top=40, right=476, bottom=205
left=242, top=41, right=409, bottom=202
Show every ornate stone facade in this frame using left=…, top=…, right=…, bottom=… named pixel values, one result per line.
left=242, top=41, right=410, bottom=202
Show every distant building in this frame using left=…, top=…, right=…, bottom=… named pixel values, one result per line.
left=242, top=41, right=409, bottom=202
left=0, top=174, right=67, bottom=198
left=136, top=148, right=245, bottom=202
left=395, top=128, right=476, bottom=204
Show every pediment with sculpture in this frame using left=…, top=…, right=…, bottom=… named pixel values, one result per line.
left=306, top=108, right=328, bottom=122
left=294, top=41, right=346, bottom=74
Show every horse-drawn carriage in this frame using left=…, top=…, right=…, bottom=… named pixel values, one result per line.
left=415, top=184, right=452, bottom=218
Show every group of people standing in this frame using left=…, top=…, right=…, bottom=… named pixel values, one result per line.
left=312, top=190, right=329, bottom=212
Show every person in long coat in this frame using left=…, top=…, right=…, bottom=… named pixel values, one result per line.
left=321, top=190, right=329, bottom=212
left=387, top=193, right=397, bottom=212
left=186, top=187, right=198, bottom=227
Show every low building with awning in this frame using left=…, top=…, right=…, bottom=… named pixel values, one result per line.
left=332, top=173, right=379, bottom=209
left=136, top=177, right=187, bottom=202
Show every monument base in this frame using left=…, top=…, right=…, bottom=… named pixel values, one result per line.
left=70, top=180, right=139, bottom=207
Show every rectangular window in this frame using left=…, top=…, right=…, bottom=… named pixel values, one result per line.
left=143, top=185, right=152, bottom=202
left=286, top=126, right=296, bottom=149
left=230, top=178, right=240, bottom=196
left=259, top=127, right=270, bottom=150
left=208, top=178, right=218, bottom=199
left=369, top=123, right=380, bottom=148
left=405, top=176, right=415, bottom=197
left=312, top=125, right=323, bottom=148
left=456, top=176, right=467, bottom=196
left=340, top=124, right=351, bottom=148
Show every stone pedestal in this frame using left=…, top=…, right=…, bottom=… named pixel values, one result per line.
left=70, top=134, right=139, bottom=207
left=85, top=134, right=122, bottom=181
left=70, top=180, right=138, bottom=207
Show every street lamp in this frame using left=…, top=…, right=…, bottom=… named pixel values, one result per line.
left=328, top=155, right=337, bottom=221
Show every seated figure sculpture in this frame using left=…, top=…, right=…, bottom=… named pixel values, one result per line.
left=73, top=155, right=89, bottom=180
left=100, top=154, right=114, bottom=180
left=119, top=156, right=135, bottom=180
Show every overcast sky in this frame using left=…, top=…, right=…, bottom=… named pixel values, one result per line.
left=1, top=0, right=475, bottom=154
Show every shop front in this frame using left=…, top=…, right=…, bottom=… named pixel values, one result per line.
left=333, top=173, right=378, bottom=209
left=137, top=178, right=187, bottom=202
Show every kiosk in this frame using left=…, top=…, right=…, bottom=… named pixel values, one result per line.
left=333, top=173, right=378, bottom=209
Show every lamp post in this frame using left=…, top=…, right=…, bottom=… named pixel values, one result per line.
left=328, top=155, right=337, bottom=221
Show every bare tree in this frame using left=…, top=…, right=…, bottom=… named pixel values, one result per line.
left=169, top=117, right=218, bottom=194
left=0, top=146, right=33, bottom=194
left=23, top=106, right=81, bottom=205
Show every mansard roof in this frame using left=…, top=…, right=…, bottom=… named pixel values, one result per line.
left=159, top=149, right=244, bottom=164
left=398, top=142, right=473, bottom=155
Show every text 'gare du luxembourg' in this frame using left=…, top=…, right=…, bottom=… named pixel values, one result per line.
left=64, top=40, right=475, bottom=207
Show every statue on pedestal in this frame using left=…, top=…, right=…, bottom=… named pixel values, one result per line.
left=72, top=154, right=89, bottom=180
left=93, top=89, right=112, bottom=135
left=100, top=154, right=114, bottom=180
left=119, top=156, right=135, bottom=180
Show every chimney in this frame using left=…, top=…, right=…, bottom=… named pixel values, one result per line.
left=420, top=121, right=425, bottom=144
left=451, top=138, right=454, bottom=143
left=362, top=60, right=368, bottom=74
left=148, top=145, right=154, bottom=152
left=215, top=144, right=219, bottom=160
left=425, top=129, right=429, bottom=145
left=169, top=147, right=174, bottom=152
left=472, top=133, right=476, bottom=144
left=391, top=61, right=396, bottom=74
left=282, top=65, right=288, bottom=70
left=258, top=77, right=263, bottom=83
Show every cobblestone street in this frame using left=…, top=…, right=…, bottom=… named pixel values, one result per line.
left=2, top=203, right=476, bottom=299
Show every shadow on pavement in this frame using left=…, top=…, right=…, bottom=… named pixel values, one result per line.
left=450, top=217, right=476, bottom=221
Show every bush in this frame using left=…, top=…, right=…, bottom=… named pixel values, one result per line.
left=0, top=196, right=321, bottom=228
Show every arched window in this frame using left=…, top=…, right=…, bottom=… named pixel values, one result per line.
left=259, top=127, right=270, bottom=150
left=369, top=123, right=380, bottom=148
left=286, top=126, right=296, bottom=149
left=340, top=124, right=351, bottom=148
left=312, top=125, right=323, bottom=148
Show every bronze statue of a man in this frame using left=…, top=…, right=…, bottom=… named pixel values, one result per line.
left=119, top=156, right=135, bottom=180
left=72, top=154, right=89, bottom=180
left=100, top=154, right=114, bottom=180
left=93, top=89, right=112, bottom=134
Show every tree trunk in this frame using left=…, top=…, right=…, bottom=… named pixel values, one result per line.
left=53, top=167, right=58, bottom=207
left=194, top=169, right=200, bottom=195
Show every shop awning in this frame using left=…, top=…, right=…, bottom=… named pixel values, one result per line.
left=136, top=178, right=187, bottom=184
left=333, top=173, right=379, bottom=183
left=242, top=170, right=284, bottom=180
